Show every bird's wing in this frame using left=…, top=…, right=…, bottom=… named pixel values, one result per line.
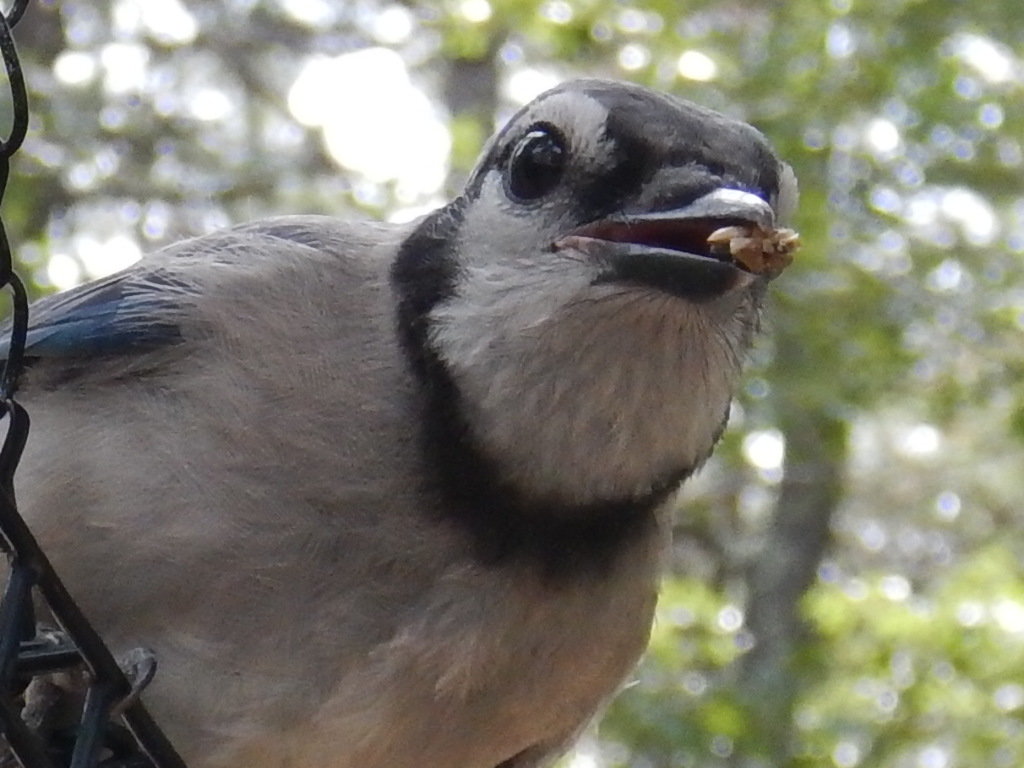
left=0, top=216, right=386, bottom=367
left=0, top=266, right=200, bottom=361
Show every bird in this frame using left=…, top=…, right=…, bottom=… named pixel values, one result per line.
left=4, top=79, right=797, bottom=768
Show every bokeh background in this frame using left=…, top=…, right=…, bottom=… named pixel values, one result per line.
left=4, top=1, right=1024, bottom=766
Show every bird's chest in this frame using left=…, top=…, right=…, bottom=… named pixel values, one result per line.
left=234, top=525, right=667, bottom=768
left=411, top=537, right=663, bottom=764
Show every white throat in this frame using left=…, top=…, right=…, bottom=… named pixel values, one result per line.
left=431, top=264, right=755, bottom=507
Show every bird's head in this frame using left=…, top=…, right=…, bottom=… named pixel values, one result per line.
left=393, top=79, right=797, bottom=519
left=456, top=79, right=798, bottom=299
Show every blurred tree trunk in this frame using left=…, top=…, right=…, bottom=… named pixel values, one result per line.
left=442, top=54, right=498, bottom=129
left=440, top=42, right=499, bottom=191
left=732, top=328, right=845, bottom=766
left=14, top=1, right=72, bottom=251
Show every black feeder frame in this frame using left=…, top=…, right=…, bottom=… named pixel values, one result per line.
left=0, top=2, right=186, bottom=766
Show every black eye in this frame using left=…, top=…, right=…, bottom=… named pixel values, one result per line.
left=505, top=126, right=567, bottom=201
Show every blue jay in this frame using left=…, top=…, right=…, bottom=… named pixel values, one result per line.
left=7, top=80, right=797, bottom=767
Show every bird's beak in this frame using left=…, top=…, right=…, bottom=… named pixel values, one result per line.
left=633, top=188, right=777, bottom=231
left=555, top=188, right=797, bottom=299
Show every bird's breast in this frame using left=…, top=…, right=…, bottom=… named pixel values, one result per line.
left=210, top=512, right=668, bottom=768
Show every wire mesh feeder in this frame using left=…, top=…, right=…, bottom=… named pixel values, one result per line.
left=0, top=2, right=186, bottom=766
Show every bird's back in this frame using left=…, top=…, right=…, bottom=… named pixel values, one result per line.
left=13, top=216, right=449, bottom=758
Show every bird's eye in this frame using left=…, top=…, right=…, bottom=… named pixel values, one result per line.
left=505, top=127, right=567, bottom=201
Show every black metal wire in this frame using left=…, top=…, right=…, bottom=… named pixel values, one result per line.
left=0, top=3, right=187, bottom=767
left=1, top=1, right=28, bottom=32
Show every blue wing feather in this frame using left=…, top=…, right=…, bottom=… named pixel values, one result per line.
left=1, top=269, right=195, bottom=360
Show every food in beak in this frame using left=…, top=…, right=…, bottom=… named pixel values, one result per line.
left=707, top=225, right=801, bottom=276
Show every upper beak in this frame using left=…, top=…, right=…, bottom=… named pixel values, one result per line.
left=555, top=188, right=787, bottom=299
left=559, top=188, right=777, bottom=264
left=632, top=188, right=777, bottom=231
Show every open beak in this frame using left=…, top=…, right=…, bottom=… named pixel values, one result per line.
left=555, top=188, right=796, bottom=299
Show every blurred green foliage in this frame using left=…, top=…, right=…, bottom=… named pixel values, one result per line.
left=5, top=1, right=1024, bottom=766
